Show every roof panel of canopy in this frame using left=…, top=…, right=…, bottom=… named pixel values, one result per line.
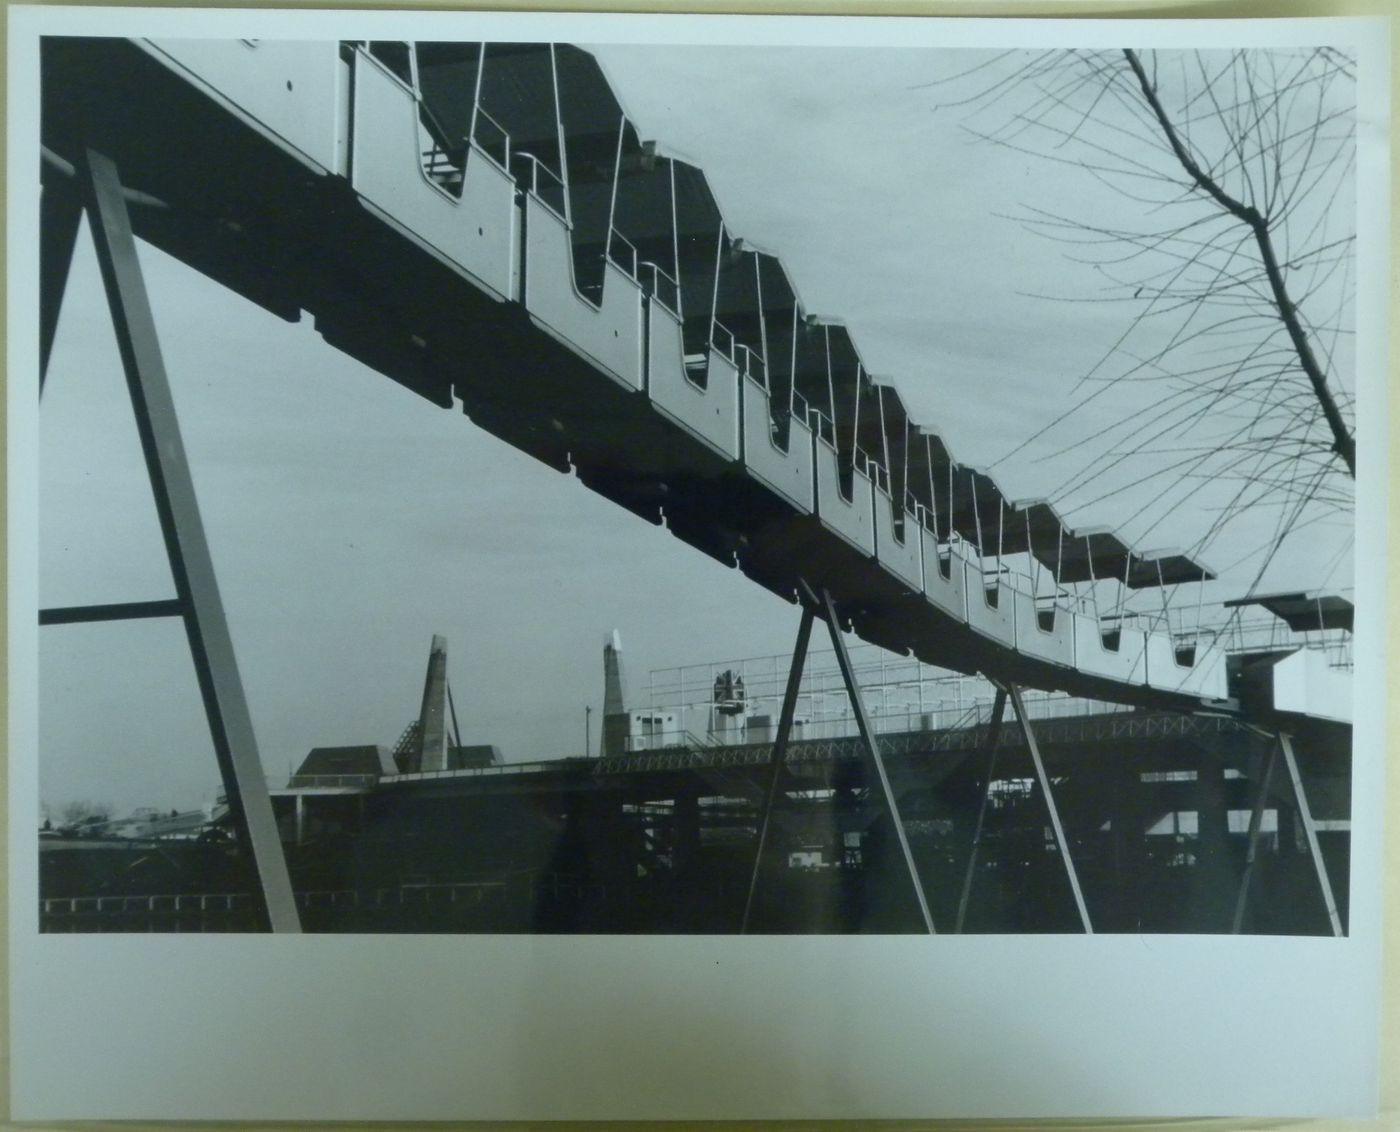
left=1126, top=551, right=1216, bottom=589
left=670, top=159, right=724, bottom=243
left=1056, top=525, right=1138, bottom=585
left=1222, top=591, right=1353, bottom=632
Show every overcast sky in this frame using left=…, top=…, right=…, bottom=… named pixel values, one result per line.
left=34, top=41, right=1358, bottom=816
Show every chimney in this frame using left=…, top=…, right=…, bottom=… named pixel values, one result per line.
left=602, top=630, right=629, bottom=758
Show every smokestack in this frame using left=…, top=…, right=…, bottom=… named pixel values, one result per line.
left=602, top=630, right=629, bottom=758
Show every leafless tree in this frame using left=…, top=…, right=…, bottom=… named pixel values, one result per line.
left=936, top=47, right=1356, bottom=586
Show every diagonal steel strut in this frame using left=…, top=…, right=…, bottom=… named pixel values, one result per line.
left=740, top=598, right=816, bottom=934
left=76, top=148, right=300, bottom=932
left=1232, top=736, right=1280, bottom=934
left=808, top=583, right=935, bottom=934
left=1006, top=682, right=1093, bottom=934
left=1279, top=732, right=1343, bottom=937
left=954, top=686, right=1008, bottom=934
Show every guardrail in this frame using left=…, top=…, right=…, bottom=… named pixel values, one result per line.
left=42, top=892, right=254, bottom=915
left=595, top=709, right=1251, bottom=776
left=607, top=227, right=639, bottom=278
left=40, top=875, right=608, bottom=920
left=639, top=259, right=681, bottom=314
left=511, top=150, right=567, bottom=218
left=710, top=318, right=737, bottom=363
left=738, top=343, right=766, bottom=383
left=619, top=691, right=1129, bottom=753
left=470, top=104, right=510, bottom=170
left=383, top=758, right=588, bottom=784
left=281, top=773, right=379, bottom=789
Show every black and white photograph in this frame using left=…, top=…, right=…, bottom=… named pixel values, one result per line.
left=8, top=6, right=1390, bottom=1123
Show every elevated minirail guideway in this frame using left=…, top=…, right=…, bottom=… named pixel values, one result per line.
left=37, top=37, right=1349, bottom=932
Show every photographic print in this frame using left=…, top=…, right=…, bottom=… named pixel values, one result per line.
left=9, top=6, right=1388, bottom=1122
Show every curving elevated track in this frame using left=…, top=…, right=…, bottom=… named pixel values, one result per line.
left=42, top=37, right=1237, bottom=713
left=37, top=37, right=1362, bottom=941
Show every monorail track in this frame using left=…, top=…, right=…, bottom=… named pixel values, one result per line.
left=41, top=36, right=1235, bottom=717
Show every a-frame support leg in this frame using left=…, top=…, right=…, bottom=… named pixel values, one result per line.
left=63, top=148, right=301, bottom=932
left=1231, top=736, right=1280, bottom=935
left=953, top=686, right=1008, bottom=934
left=1279, top=733, right=1343, bottom=937
left=1006, top=682, right=1093, bottom=934
left=742, top=584, right=935, bottom=934
left=812, top=584, right=935, bottom=935
left=740, top=601, right=815, bottom=934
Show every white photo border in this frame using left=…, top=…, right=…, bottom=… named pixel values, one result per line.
left=8, top=6, right=1390, bottom=1121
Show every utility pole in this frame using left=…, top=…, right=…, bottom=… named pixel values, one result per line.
left=585, top=705, right=592, bottom=757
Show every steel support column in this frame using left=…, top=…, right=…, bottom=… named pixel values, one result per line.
left=1279, top=732, right=1343, bottom=937
left=1006, top=682, right=1093, bottom=933
left=1194, top=748, right=1233, bottom=930
left=813, top=584, right=936, bottom=935
left=741, top=600, right=815, bottom=934
left=953, top=686, right=1008, bottom=934
left=1231, top=737, right=1279, bottom=935
left=1110, top=743, right=1146, bottom=931
left=75, top=148, right=300, bottom=932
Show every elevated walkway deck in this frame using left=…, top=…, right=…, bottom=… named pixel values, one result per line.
left=36, top=36, right=1294, bottom=717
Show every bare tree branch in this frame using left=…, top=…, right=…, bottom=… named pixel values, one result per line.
left=1123, top=47, right=1355, bottom=476
left=945, top=46, right=1355, bottom=595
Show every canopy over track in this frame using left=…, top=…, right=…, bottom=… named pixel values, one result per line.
left=1224, top=592, right=1354, bottom=633
left=39, top=36, right=1350, bottom=722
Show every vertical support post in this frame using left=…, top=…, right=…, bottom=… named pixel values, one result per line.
left=813, top=585, right=935, bottom=935
left=1278, top=733, right=1343, bottom=937
left=1006, top=683, right=1092, bottom=934
left=674, top=787, right=700, bottom=877
left=1232, top=737, right=1279, bottom=935
left=1193, top=746, right=1233, bottom=930
left=1110, top=745, right=1145, bottom=931
left=954, top=686, right=1008, bottom=933
left=40, top=173, right=84, bottom=392
left=741, top=601, right=815, bottom=934
left=80, top=149, right=300, bottom=932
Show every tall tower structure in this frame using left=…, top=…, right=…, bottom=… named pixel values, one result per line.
left=602, top=630, right=629, bottom=758
left=415, top=634, right=451, bottom=772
